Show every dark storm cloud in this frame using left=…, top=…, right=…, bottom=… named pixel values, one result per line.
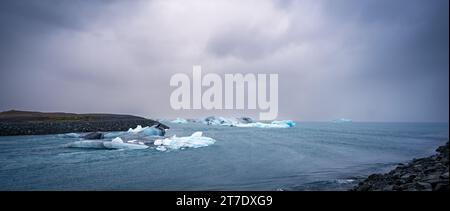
left=0, top=0, right=448, bottom=122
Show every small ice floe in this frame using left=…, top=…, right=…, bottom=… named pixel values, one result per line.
left=235, top=120, right=296, bottom=128
left=171, top=118, right=188, bottom=124
left=332, top=118, right=352, bottom=123
left=66, top=140, right=106, bottom=149
left=202, top=116, right=238, bottom=126
left=66, top=137, right=149, bottom=150
left=112, top=137, right=124, bottom=143
left=334, top=179, right=356, bottom=184
left=103, top=137, right=149, bottom=150
left=153, top=131, right=216, bottom=151
left=59, top=133, right=82, bottom=138
left=270, top=120, right=296, bottom=128
left=103, top=131, right=127, bottom=138
left=126, top=140, right=145, bottom=145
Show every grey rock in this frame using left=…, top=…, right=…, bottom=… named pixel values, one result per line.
left=433, top=183, right=449, bottom=191
left=357, top=183, right=371, bottom=191
left=352, top=142, right=449, bottom=192
left=415, top=182, right=432, bottom=191
left=393, top=185, right=402, bottom=191
left=423, top=174, right=440, bottom=182
left=382, top=185, right=394, bottom=191
left=82, top=132, right=104, bottom=140
left=440, top=172, right=449, bottom=179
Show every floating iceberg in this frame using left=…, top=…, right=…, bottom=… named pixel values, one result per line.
left=235, top=120, right=295, bottom=128
left=202, top=116, right=238, bottom=126
left=171, top=118, right=188, bottom=124
left=112, top=137, right=124, bottom=143
left=59, top=133, right=82, bottom=138
left=200, top=116, right=295, bottom=128
left=66, top=137, right=149, bottom=150
left=271, top=120, right=296, bottom=128
left=154, top=131, right=216, bottom=151
left=127, top=125, right=165, bottom=136
left=332, top=118, right=352, bottom=123
left=127, top=125, right=146, bottom=133
left=103, top=137, right=149, bottom=150
left=66, top=140, right=106, bottom=149
left=104, top=131, right=127, bottom=138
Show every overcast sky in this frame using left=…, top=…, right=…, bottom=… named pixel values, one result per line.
left=0, top=0, right=448, bottom=121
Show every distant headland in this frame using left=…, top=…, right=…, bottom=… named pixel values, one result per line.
left=0, top=110, right=168, bottom=136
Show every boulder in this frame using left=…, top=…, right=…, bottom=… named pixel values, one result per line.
left=82, top=132, right=104, bottom=140
left=415, top=182, right=432, bottom=191
left=440, top=172, right=449, bottom=179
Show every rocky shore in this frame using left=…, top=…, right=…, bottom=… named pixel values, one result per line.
left=0, top=110, right=168, bottom=136
left=352, top=142, right=449, bottom=191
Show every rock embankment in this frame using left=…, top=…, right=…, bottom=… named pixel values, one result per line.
left=0, top=110, right=168, bottom=136
left=352, top=142, right=449, bottom=191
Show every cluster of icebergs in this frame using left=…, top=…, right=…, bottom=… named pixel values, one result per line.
left=65, top=125, right=216, bottom=151
left=168, top=116, right=296, bottom=128
left=65, top=116, right=295, bottom=152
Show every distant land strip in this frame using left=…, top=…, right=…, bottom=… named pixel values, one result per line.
left=0, top=110, right=168, bottom=136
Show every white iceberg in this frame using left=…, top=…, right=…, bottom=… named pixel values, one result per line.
left=127, top=125, right=146, bottom=133
left=103, top=141, right=149, bottom=150
left=202, top=116, right=238, bottom=126
left=234, top=120, right=295, bottom=128
left=332, top=118, right=352, bottom=123
left=104, top=131, right=127, bottom=138
left=200, top=116, right=295, bottom=128
left=59, top=133, right=82, bottom=138
left=127, top=125, right=164, bottom=136
left=171, top=118, right=188, bottom=124
left=112, top=137, right=124, bottom=143
left=67, top=137, right=149, bottom=150
left=66, top=140, right=106, bottom=149
left=154, top=131, right=216, bottom=151
left=270, top=120, right=296, bottom=128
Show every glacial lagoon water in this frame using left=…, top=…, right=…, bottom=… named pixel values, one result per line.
left=0, top=122, right=448, bottom=190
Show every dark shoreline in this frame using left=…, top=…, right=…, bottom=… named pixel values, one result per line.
left=352, top=142, right=449, bottom=191
left=0, top=110, right=168, bottom=136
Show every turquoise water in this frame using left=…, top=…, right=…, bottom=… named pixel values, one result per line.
left=0, top=122, right=448, bottom=190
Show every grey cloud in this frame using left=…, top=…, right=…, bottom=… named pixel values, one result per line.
left=0, top=0, right=448, bottom=122
left=206, top=27, right=288, bottom=60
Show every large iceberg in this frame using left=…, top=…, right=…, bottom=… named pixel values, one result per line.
left=171, top=118, right=188, bottom=124
left=127, top=125, right=165, bottom=136
left=153, top=131, right=216, bottom=151
left=200, top=116, right=295, bottom=128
